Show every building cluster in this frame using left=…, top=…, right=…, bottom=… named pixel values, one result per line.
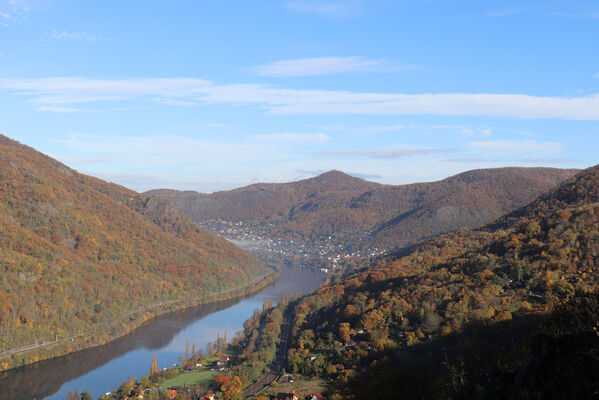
left=201, top=220, right=387, bottom=271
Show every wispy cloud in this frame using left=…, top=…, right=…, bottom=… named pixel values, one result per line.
left=517, top=157, right=581, bottom=164
left=2, top=77, right=599, bottom=120
left=254, top=132, right=330, bottom=145
left=356, top=124, right=492, bottom=137
left=314, top=146, right=458, bottom=159
left=0, top=0, right=28, bottom=26
left=58, top=133, right=269, bottom=161
left=48, top=30, right=102, bottom=43
left=246, top=57, right=418, bottom=77
left=468, top=139, right=563, bottom=154
left=284, top=1, right=363, bottom=20
left=442, top=157, right=580, bottom=166
left=57, top=131, right=328, bottom=166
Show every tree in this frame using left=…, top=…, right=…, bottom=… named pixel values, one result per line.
left=80, top=392, right=93, bottom=400
left=141, top=375, right=151, bottom=388
left=338, top=322, right=351, bottom=343
left=214, top=374, right=232, bottom=390
left=149, top=353, right=159, bottom=376
left=118, top=378, right=135, bottom=397
left=222, top=376, right=243, bottom=400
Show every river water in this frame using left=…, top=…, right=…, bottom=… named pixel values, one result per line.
left=0, top=264, right=325, bottom=400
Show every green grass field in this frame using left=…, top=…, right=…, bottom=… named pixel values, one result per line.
left=263, top=377, right=329, bottom=398
left=160, top=370, right=219, bottom=388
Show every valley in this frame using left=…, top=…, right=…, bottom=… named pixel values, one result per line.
left=2, top=3, right=597, bottom=399
left=1, top=136, right=597, bottom=400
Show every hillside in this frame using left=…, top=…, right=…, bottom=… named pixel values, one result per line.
left=284, top=164, right=599, bottom=399
left=147, top=168, right=578, bottom=256
left=0, top=135, right=268, bottom=369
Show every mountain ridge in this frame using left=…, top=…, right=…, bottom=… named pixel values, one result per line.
left=146, top=167, right=579, bottom=254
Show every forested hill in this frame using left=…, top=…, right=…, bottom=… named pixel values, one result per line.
left=147, top=167, right=577, bottom=252
left=286, top=164, right=599, bottom=399
left=0, top=135, right=267, bottom=366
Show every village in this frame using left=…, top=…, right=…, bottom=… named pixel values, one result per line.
left=201, top=220, right=386, bottom=272
left=93, top=333, right=328, bottom=400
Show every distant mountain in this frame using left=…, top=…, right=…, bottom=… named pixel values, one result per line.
left=147, top=167, right=578, bottom=253
left=285, top=164, right=599, bottom=399
left=0, top=135, right=267, bottom=369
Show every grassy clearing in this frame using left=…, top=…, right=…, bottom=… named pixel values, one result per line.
left=262, top=377, right=329, bottom=398
left=160, top=370, right=219, bottom=388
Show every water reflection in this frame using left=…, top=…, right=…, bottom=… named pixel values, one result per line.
left=0, top=264, right=324, bottom=400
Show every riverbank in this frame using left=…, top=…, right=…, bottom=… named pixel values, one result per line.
left=0, top=266, right=280, bottom=373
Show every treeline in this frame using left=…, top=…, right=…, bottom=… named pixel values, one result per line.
left=228, top=297, right=286, bottom=385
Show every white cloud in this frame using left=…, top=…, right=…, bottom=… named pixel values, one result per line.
left=284, top=1, right=363, bottom=19
left=0, top=77, right=211, bottom=109
left=48, top=30, right=102, bottom=43
left=314, top=146, right=458, bottom=159
left=254, top=132, right=330, bottom=145
left=358, top=124, right=492, bottom=138
left=57, top=131, right=329, bottom=168
left=0, top=0, right=28, bottom=26
left=59, top=133, right=268, bottom=160
left=246, top=56, right=417, bottom=77
left=2, top=77, right=599, bottom=120
left=36, top=105, right=91, bottom=113
left=468, top=139, right=563, bottom=154
left=362, top=124, right=406, bottom=133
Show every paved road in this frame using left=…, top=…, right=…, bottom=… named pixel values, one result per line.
left=243, top=306, right=294, bottom=398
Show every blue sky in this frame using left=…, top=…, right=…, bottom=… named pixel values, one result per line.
left=0, top=0, right=598, bottom=192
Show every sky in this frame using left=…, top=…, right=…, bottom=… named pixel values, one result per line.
left=0, top=0, right=598, bottom=193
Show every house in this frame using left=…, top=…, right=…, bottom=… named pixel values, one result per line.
left=167, top=390, right=177, bottom=400
left=203, top=394, right=215, bottom=400
left=277, top=392, right=299, bottom=400
left=186, top=365, right=194, bottom=371
left=310, top=394, right=324, bottom=400
left=220, top=356, right=230, bottom=362
left=195, top=362, right=203, bottom=367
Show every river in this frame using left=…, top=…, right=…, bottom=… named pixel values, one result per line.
left=0, top=264, right=325, bottom=400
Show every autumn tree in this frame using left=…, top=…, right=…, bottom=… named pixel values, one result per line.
left=338, top=322, right=351, bottom=343
left=222, top=375, right=243, bottom=400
